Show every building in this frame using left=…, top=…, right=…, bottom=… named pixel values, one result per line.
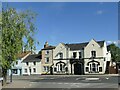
left=22, top=54, right=42, bottom=75
left=41, top=39, right=111, bottom=75
left=41, top=42, right=55, bottom=74
left=8, top=51, right=31, bottom=76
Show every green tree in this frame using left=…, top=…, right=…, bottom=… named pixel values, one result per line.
left=107, top=43, right=120, bottom=62
left=1, top=7, right=38, bottom=85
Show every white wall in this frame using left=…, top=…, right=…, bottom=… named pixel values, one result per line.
left=84, top=39, right=106, bottom=74
left=53, top=43, right=70, bottom=74
left=22, top=62, right=41, bottom=75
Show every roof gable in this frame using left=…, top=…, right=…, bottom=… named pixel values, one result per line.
left=22, top=54, right=41, bottom=62
left=17, top=51, right=31, bottom=59
left=65, top=39, right=105, bottom=50
left=42, top=46, right=56, bottom=50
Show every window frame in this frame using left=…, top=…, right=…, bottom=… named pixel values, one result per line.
left=33, top=68, right=36, bottom=73
left=26, top=62, right=29, bottom=66
left=33, top=62, right=36, bottom=66
left=73, top=52, right=77, bottom=58
left=45, top=50, right=49, bottom=55
left=79, top=52, right=82, bottom=59
left=25, top=69, right=27, bottom=73
left=45, top=57, right=49, bottom=63
left=91, top=51, right=96, bottom=58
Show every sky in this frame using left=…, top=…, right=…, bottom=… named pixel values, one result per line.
left=2, top=2, right=118, bottom=53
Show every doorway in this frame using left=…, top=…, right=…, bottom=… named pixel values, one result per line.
left=74, top=63, right=82, bottom=75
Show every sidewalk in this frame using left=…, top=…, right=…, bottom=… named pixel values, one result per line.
left=2, top=80, right=31, bottom=88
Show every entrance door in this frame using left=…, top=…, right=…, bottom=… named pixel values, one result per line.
left=74, top=63, right=82, bottom=75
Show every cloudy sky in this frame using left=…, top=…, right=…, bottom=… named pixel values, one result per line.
left=3, top=2, right=118, bottom=53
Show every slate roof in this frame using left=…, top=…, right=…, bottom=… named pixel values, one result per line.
left=65, top=41, right=105, bottom=50
left=22, top=54, right=41, bottom=62
left=42, top=46, right=56, bottom=50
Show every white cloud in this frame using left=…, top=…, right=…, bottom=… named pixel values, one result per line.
left=96, top=10, right=103, bottom=15
left=106, top=40, right=120, bottom=46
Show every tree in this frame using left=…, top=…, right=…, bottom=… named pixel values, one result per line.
left=107, top=43, right=120, bottom=62
left=1, top=7, right=38, bottom=85
left=38, top=50, right=42, bottom=55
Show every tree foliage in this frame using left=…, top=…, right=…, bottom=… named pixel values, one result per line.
left=107, top=43, right=120, bottom=62
left=1, top=7, right=38, bottom=83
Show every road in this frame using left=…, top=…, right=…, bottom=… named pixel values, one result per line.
left=2, top=75, right=119, bottom=90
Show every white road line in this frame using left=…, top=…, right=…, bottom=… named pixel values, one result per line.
left=85, top=78, right=100, bottom=81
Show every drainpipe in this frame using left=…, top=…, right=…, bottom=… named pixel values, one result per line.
left=66, top=47, right=69, bottom=74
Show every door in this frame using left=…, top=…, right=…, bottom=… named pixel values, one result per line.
left=74, top=63, right=82, bottom=75
left=50, top=67, right=53, bottom=75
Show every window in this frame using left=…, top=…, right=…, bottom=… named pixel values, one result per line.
left=73, top=52, right=77, bottom=58
left=92, top=63, right=96, bottom=72
left=99, top=67, right=102, bottom=72
left=86, top=67, right=89, bottom=72
left=25, top=69, right=27, bottom=73
left=79, top=52, right=82, bottom=59
left=45, top=50, right=49, bottom=55
left=26, top=62, right=29, bottom=66
left=12, top=69, right=17, bottom=74
left=60, top=64, right=63, bottom=71
left=33, top=62, right=36, bottom=65
left=91, top=51, right=96, bottom=58
left=45, top=57, right=49, bottom=63
left=65, top=67, right=68, bottom=72
left=33, top=68, right=36, bottom=73
left=92, top=44, right=94, bottom=47
left=16, top=61, right=18, bottom=65
left=43, top=66, right=49, bottom=72
left=59, top=53, right=63, bottom=59
left=54, top=67, right=57, bottom=72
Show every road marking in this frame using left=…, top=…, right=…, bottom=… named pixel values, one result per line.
left=64, top=83, right=69, bottom=84
left=106, top=77, right=109, bottom=80
left=76, top=78, right=85, bottom=80
left=85, top=78, right=100, bottom=81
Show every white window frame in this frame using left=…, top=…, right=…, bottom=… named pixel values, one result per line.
left=24, top=69, right=27, bottom=73
left=45, top=57, right=49, bottom=63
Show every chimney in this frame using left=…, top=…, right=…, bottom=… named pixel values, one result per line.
left=44, top=41, right=49, bottom=48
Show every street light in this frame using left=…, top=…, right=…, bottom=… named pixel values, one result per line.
left=8, top=56, right=12, bottom=82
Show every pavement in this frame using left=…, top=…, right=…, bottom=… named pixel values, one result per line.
left=1, top=74, right=120, bottom=90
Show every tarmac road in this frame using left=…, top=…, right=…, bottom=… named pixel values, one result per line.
left=2, top=75, right=119, bottom=90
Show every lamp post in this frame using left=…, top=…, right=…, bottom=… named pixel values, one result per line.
left=8, top=56, right=12, bottom=83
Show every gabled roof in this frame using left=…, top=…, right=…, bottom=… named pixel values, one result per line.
left=65, top=41, right=105, bottom=50
left=17, top=51, right=31, bottom=59
left=22, top=54, right=41, bottom=62
left=42, top=46, right=56, bottom=50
